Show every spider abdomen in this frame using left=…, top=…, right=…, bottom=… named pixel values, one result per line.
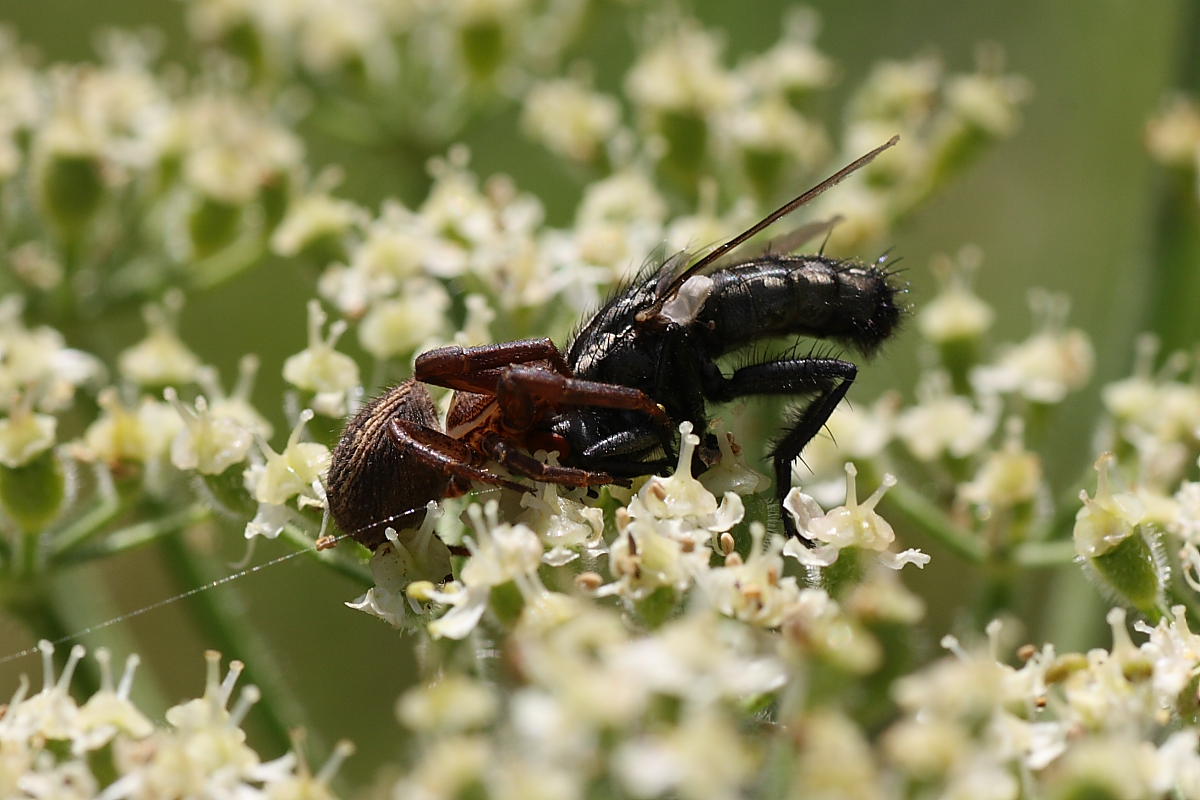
left=328, top=380, right=449, bottom=548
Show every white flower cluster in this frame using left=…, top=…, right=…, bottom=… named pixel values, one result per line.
left=188, top=0, right=596, bottom=143
left=881, top=609, right=1200, bottom=799
left=0, top=288, right=331, bottom=543
left=0, top=643, right=351, bottom=798
left=1, top=29, right=306, bottom=285
left=352, top=422, right=925, bottom=645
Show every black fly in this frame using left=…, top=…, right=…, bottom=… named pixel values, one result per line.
left=327, top=137, right=902, bottom=547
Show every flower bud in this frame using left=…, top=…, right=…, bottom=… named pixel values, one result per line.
left=0, top=448, right=66, bottom=532
left=1074, top=454, right=1166, bottom=618
left=37, top=152, right=104, bottom=237
left=188, top=194, right=242, bottom=258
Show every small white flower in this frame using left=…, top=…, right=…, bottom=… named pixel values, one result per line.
left=346, top=506, right=453, bottom=629
left=971, top=290, right=1094, bottom=404
left=699, top=523, right=802, bottom=628
left=282, top=300, right=360, bottom=417
left=424, top=501, right=553, bottom=640
left=165, top=388, right=253, bottom=475
left=625, top=23, right=737, bottom=114
left=517, top=477, right=605, bottom=566
left=848, top=55, right=942, bottom=126
left=397, top=675, right=498, bottom=733
left=78, top=388, right=183, bottom=466
left=0, top=402, right=56, bottom=467
left=944, top=65, right=1030, bottom=138
left=959, top=417, right=1043, bottom=512
left=737, top=8, right=835, bottom=98
left=0, top=297, right=103, bottom=413
left=270, top=189, right=365, bottom=257
left=779, top=588, right=881, bottom=672
left=632, top=421, right=744, bottom=532
left=1, top=641, right=85, bottom=742
left=1073, top=453, right=1144, bottom=559
left=243, top=409, right=329, bottom=539
left=784, top=463, right=929, bottom=571
left=72, top=649, right=154, bottom=753
left=1145, top=94, right=1200, bottom=168
left=917, top=249, right=995, bottom=344
left=896, top=372, right=997, bottom=461
left=196, top=354, right=273, bottom=438
left=357, top=278, right=450, bottom=360
left=522, top=76, right=621, bottom=163
left=1133, top=605, right=1200, bottom=708
left=118, top=291, right=202, bottom=387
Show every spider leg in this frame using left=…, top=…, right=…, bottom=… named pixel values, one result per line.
left=390, top=418, right=530, bottom=494
left=702, top=357, right=857, bottom=539
left=415, top=338, right=571, bottom=393
left=496, top=365, right=671, bottom=428
left=479, top=433, right=625, bottom=488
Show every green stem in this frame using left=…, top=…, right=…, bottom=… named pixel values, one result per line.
left=55, top=506, right=210, bottom=566
left=1144, top=171, right=1200, bottom=354
left=1143, top=0, right=1200, bottom=354
left=51, top=490, right=127, bottom=559
left=156, top=532, right=318, bottom=761
left=880, top=483, right=984, bottom=563
left=1014, top=539, right=1077, bottom=568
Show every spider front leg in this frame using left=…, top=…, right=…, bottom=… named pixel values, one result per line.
left=389, top=418, right=530, bottom=495
left=495, top=365, right=671, bottom=429
left=415, top=338, right=571, bottom=393
left=478, top=431, right=626, bottom=488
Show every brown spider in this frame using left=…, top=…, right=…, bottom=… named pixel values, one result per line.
left=327, top=337, right=672, bottom=549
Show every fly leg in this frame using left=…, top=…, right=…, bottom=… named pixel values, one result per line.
left=702, top=357, right=857, bottom=539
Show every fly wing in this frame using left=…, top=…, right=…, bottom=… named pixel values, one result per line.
left=636, top=136, right=899, bottom=324
left=708, top=215, right=843, bottom=270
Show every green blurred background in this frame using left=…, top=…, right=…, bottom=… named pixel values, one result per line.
left=0, top=0, right=1193, bottom=790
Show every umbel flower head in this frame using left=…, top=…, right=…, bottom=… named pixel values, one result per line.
left=0, top=643, right=351, bottom=797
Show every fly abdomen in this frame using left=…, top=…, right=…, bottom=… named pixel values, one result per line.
left=693, top=255, right=900, bottom=355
